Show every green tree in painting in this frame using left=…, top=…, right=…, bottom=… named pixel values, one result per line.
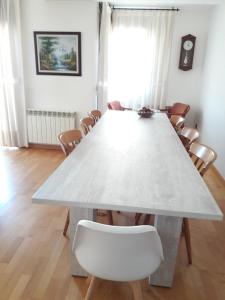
left=69, top=47, right=77, bottom=71
left=39, top=37, right=58, bottom=70
left=63, top=47, right=77, bottom=71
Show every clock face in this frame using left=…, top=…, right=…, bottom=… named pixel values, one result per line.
left=183, top=40, right=193, bottom=51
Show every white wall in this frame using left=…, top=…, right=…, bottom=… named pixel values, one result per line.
left=198, top=4, right=225, bottom=178
left=20, top=1, right=215, bottom=138
left=20, top=0, right=98, bottom=125
left=166, top=8, right=211, bottom=126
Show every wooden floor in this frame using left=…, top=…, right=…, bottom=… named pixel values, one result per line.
left=0, top=148, right=224, bottom=300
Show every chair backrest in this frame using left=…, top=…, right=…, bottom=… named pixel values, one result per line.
left=107, top=101, right=125, bottom=111
left=80, top=117, right=95, bottom=135
left=58, top=129, right=82, bottom=156
left=73, top=220, right=163, bottom=282
left=170, top=102, right=190, bottom=117
left=189, top=142, right=217, bottom=176
left=170, top=115, right=185, bottom=131
left=88, top=109, right=102, bottom=124
left=179, top=127, right=199, bottom=149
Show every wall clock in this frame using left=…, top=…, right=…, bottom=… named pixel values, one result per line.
left=179, top=34, right=196, bottom=71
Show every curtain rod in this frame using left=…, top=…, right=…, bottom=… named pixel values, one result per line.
left=111, top=6, right=180, bottom=12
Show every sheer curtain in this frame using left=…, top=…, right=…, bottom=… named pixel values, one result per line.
left=0, top=0, right=27, bottom=147
left=97, top=3, right=112, bottom=112
left=108, top=9, right=174, bottom=110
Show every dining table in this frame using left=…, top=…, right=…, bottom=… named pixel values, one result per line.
left=32, top=110, right=223, bottom=288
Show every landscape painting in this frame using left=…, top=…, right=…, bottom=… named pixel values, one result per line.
left=34, top=32, right=81, bottom=76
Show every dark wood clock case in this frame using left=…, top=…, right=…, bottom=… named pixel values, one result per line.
left=179, top=34, right=196, bottom=71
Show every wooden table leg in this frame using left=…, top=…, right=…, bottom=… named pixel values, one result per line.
left=150, top=215, right=183, bottom=287
left=69, top=207, right=96, bottom=277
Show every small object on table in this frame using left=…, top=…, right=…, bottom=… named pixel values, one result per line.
left=137, top=107, right=154, bottom=118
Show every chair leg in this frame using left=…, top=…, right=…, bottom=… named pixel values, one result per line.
left=143, top=214, right=151, bottom=225
left=129, top=281, right=143, bottom=300
left=85, top=276, right=100, bottom=300
left=183, top=218, right=192, bottom=264
left=86, top=275, right=92, bottom=286
left=107, top=210, right=113, bottom=225
left=63, top=210, right=70, bottom=236
left=135, top=213, right=142, bottom=225
left=97, top=210, right=107, bottom=217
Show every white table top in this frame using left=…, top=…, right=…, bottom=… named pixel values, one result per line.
left=32, top=110, right=223, bottom=220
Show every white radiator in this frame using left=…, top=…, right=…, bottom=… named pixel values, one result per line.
left=27, top=109, right=76, bottom=145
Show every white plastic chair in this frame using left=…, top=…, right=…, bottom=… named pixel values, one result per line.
left=73, top=220, right=164, bottom=300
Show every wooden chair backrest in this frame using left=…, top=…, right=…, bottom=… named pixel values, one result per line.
left=80, top=117, right=95, bottom=135
left=107, top=101, right=125, bottom=111
left=189, top=142, right=217, bottom=176
left=89, top=110, right=102, bottom=124
left=179, top=127, right=199, bottom=149
left=170, top=115, right=185, bottom=131
left=58, top=129, right=82, bottom=157
left=170, top=103, right=190, bottom=117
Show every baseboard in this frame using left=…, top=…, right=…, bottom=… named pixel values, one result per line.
left=28, top=143, right=61, bottom=150
left=211, top=165, right=225, bottom=186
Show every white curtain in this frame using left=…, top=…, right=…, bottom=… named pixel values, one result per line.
left=97, top=3, right=112, bottom=112
left=0, top=0, right=27, bottom=147
left=108, top=9, right=174, bottom=110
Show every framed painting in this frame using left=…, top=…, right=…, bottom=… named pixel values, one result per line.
left=34, top=31, right=82, bottom=76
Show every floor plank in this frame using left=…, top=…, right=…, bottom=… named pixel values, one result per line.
left=0, top=148, right=224, bottom=300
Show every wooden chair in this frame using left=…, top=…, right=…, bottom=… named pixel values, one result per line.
left=182, top=142, right=217, bottom=264
left=88, top=109, right=101, bottom=124
left=170, top=115, right=185, bottom=131
left=134, top=213, right=152, bottom=226
left=107, top=101, right=131, bottom=111
left=80, top=117, right=95, bottom=135
left=178, top=127, right=200, bottom=150
left=58, top=130, right=83, bottom=236
left=73, top=220, right=163, bottom=300
left=58, top=129, right=82, bottom=157
left=189, top=142, right=217, bottom=176
left=162, top=102, right=190, bottom=118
